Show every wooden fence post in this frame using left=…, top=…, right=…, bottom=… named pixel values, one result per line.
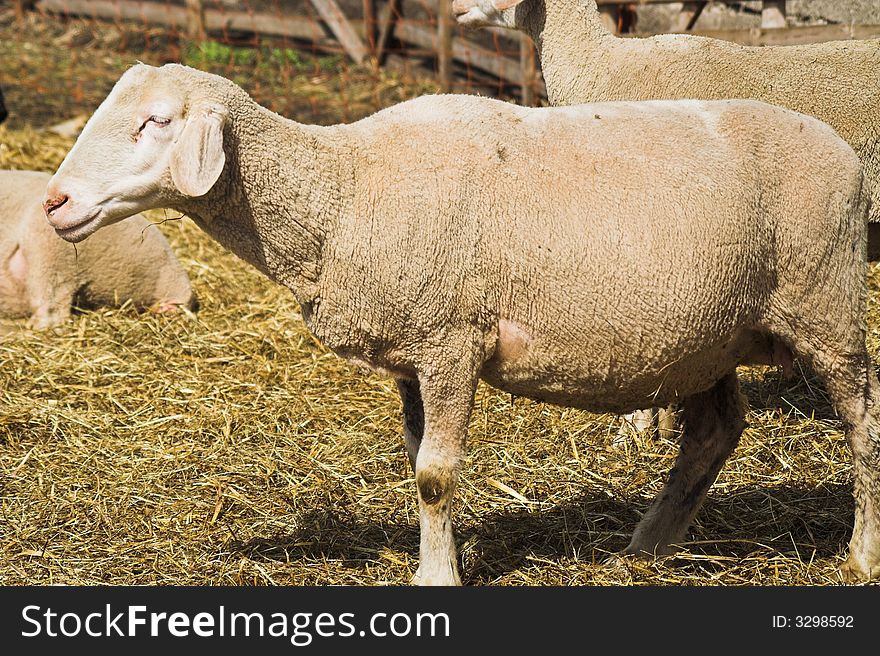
left=519, top=38, right=536, bottom=106
left=673, top=1, right=707, bottom=32
left=761, top=1, right=786, bottom=29
left=309, top=0, right=370, bottom=64
left=185, top=0, right=207, bottom=40
left=363, top=0, right=377, bottom=60
left=14, top=1, right=36, bottom=23
left=437, top=1, right=453, bottom=92
left=376, top=0, right=400, bottom=65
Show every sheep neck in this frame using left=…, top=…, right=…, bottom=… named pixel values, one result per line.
left=181, top=105, right=347, bottom=307
left=522, top=0, right=615, bottom=105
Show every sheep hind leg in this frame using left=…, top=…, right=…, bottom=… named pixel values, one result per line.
left=396, top=378, right=424, bottom=472
left=624, top=372, right=746, bottom=557
left=789, top=340, right=880, bottom=582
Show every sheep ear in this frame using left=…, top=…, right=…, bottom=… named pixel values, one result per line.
left=170, top=101, right=228, bottom=197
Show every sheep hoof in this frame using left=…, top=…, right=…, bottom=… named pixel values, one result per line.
left=155, top=301, right=184, bottom=314
left=602, top=552, right=634, bottom=571
left=622, top=538, right=682, bottom=560
left=25, top=314, right=63, bottom=331
left=411, top=565, right=461, bottom=586
left=838, top=557, right=879, bottom=583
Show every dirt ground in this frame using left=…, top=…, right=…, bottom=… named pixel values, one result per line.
left=1, top=5, right=880, bottom=587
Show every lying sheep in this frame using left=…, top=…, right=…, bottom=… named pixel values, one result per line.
left=44, top=63, right=880, bottom=585
left=0, top=169, right=196, bottom=329
left=453, top=0, right=880, bottom=439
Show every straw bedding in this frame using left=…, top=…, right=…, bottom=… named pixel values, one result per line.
left=1, top=11, right=879, bottom=586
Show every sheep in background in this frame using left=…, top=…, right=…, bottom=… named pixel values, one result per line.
left=43, top=64, right=880, bottom=584
left=453, top=0, right=880, bottom=438
left=0, top=169, right=196, bottom=330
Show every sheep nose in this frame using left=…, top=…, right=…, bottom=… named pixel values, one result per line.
left=43, top=193, right=69, bottom=217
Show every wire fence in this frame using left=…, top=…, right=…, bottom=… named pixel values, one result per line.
left=2, top=1, right=880, bottom=130
left=1, top=0, right=534, bottom=130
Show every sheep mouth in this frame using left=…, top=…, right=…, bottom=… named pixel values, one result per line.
left=452, top=6, right=489, bottom=26
left=53, top=209, right=102, bottom=243
left=451, top=1, right=479, bottom=20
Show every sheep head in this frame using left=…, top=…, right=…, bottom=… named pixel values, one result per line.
left=44, top=63, right=228, bottom=243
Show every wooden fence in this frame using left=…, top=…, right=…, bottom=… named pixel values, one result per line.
left=14, top=0, right=880, bottom=103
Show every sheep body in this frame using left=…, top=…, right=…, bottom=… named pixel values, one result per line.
left=455, top=0, right=880, bottom=437
left=43, top=64, right=880, bottom=584
left=0, top=169, right=196, bottom=329
left=320, top=97, right=839, bottom=411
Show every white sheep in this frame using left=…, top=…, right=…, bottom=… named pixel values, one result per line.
left=43, top=64, right=880, bottom=585
left=0, top=169, right=196, bottom=329
left=454, top=0, right=880, bottom=439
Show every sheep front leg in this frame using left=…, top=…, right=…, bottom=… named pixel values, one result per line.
left=396, top=378, right=424, bottom=472
left=411, top=364, right=478, bottom=586
left=26, top=281, right=77, bottom=330
left=26, top=304, right=72, bottom=331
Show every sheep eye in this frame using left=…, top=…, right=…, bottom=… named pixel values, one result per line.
left=137, top=115, right=171, bottom=134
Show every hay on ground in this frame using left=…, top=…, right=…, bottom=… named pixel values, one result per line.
left=1, top=8, right=879, bottom=584
left=1, top=126, right=878, bottom=586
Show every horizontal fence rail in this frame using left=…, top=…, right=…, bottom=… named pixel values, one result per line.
left=8, top=0, right=880, bottom=110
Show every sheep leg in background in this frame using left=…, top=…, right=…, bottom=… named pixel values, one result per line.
left=868, top=224, right=880, bottom=261
left=396, top=378, right=424, bottom=472
left=617, top=408, right=656, bottom=440
left=656, top=406, right=678, bottom=440
left=615, top=405, right=679, bottom=444
left=411, top=348, right=479, bottom=586
left=624, top=373, right=746, bottom=556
